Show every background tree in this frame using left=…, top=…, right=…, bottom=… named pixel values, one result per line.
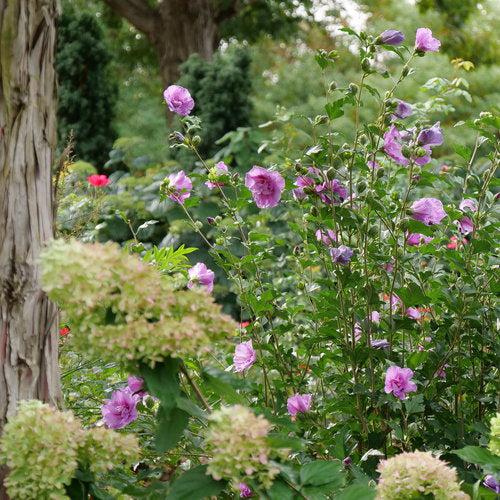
left=57, top=11, right=117, bottom=166
left=0, top=0, right=62, bottom=465
left=100, top=0, right=313, bottom=87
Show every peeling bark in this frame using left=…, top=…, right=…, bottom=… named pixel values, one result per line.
left=0, top=0, right=61, bottom=450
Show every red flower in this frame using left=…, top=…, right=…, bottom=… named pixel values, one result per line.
left=59, top=326, right=70, bottom=336
left=240, top=321, right=251, bottom=329
left=87, top=174, right=110, bottom=187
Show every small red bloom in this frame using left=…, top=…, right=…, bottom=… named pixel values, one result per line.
left=87, top=174, right=110, bottom=187
left=240, top=321, right=251, bottom=329
left=59, top=326, right=70, bottom=336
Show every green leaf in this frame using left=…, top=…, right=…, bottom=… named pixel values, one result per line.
left=452, top=446, right=500, bottom=469
left=334, top=483, right=376, bottom=500
left=166, top=465, right=226, bottom=500
left=267, top=478, right=296, bottom=500
left=201, top=368, right=246, bottom=405
left=155, top=406, right=189, bottom=452
left=267, top=433, right=305, bottom=451
left=454, top=144, right=472, bottom=161
left=175, top=396, right=206, bottom=419
left=325, top=99, right=345, bottom=120
left=140, top=357, right=181, bottom=410
left=300, top=461, right=345, bottom=487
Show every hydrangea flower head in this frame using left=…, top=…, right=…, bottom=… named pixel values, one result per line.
left=41, top=240, right=236, bottom=366
left=102, top=388, right=139, bottom=429
left=165, top=170, right=192, bottom=204
left=188, top=262, right=215, bottom=293
left=415, top=28, right=441, bottom=53
left=205, top=405, right=283, bottom=489
left=411, top=198, right=446, bottom=225
left=376, top=451, right=468, bottom=499
left=384, top=365, right=417, bottom=400
left=234, top=340, right=256, bottom=372
left=87, top=174, right=110, bottom=187
left=0, top=400, right=84, bottom=499
left=163, top=85, right=195, bottom=116
left=378, top=29, right=405, bottom=46
left=245, top=166, right=285, bottom=208
left=489, top=413, right=500, bottom=456
left=287, top=394, right=313, bottom=416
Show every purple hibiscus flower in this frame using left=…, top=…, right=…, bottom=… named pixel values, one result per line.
left=456, top=216, right=474, bottom=235
left=417, top=122, right=443, bottom=147
left=233, top=340, right=256, bottom=372
left=315, top=228, right=337, bottom=246
left=393, top=100, right=413, bottom=120
left=330, top=245, right=354, bottom=265
left=384, top=365, right=417, bottom=400
left=238, top=483, right=253, bottom=498
left=411, top=198, right=447, bottom=226
left=406, top=232, right=433, bottom=246
left=187, top=263, right=215, bottom=293
left=371, top=339, right=390, bottom=349
left=287, top=394, right=313, bottom=416
left=383, top=125, right=432, bottom=166
left=483, top=475, right=500, bottom=494
left=378, top=29, right=405, bottom=46
left=415, top=28, right=441, bottom=53
left=166, top=170, right=192, bottom=204
left=459, top=198, right=477, bottom=212
left=102, top=388, right=139, bottom=429
left=163, top=85, right=195, bottom=116
left=245, top=166, right=285, bottom=208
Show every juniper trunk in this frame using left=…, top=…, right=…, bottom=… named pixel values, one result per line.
left=0, top=0, right=61, bottom=450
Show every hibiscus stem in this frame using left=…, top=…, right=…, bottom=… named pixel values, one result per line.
left=179, top=363, right=212, bottom=413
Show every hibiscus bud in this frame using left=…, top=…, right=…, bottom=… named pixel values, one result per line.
left=215, top=237, right=225, bottom=245
left=348, top=83, right=359, bottom=94
left=357, top=180, right=367, bottom=192
left=314, top=114, right=328, bottom=125
left=415, top=147, right=428, bottom=157
left=401, top=145, right=412, bottom=157
left=377, top=167, right=385, bottom=178
left=368, top=225, right=378, bottom=236
left=207, top=217, right=216, bottom=225
left=402, top=66, right=410, bottom=77
left=310, top=206, right=319, bottom=216
left=194, top=221, right=203, bottom=230
left=169, top=131, right=185, bottom=143
left=298, top=282, right=305, bottom=290
left=381, top=70, right=390, bottom=78
left=361, top=58, right=371, bottom=72
left=359, top=134, right=368, bottom=145
left=191, top=135, right=201, bottom=147
left=328, top=81, right=337, bottom=92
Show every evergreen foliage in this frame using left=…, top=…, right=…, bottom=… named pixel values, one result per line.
left=57, top=11, right=117, bottom=166
left=178, top=46, right=252, bottom=157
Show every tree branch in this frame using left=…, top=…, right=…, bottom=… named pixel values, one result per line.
left=102, top=0, right=158, bottom=38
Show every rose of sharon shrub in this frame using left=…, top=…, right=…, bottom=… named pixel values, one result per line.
left=0, top=400, right=139, bottom=499
left=376, top=451, right=468, bottom=500
left=205, top=405, right=285, bottom=490
left=41, top=240, right=236, bottom=366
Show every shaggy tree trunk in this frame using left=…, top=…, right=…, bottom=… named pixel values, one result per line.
left=103, top=0, right=236, bottom=87
left=0, top=0, right=61, bottom=451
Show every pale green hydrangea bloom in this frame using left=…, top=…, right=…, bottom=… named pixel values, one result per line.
left=205, top=405, right=284, bottom=490
left=489, top=413, right=500, bottom=456
left=0, top=400, right=139, bottom=499
left=41, top=240, right=236, bottom=367
left=0, top=400, right=84, bottom=499
left=376, top=451, right=469, bottom=500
